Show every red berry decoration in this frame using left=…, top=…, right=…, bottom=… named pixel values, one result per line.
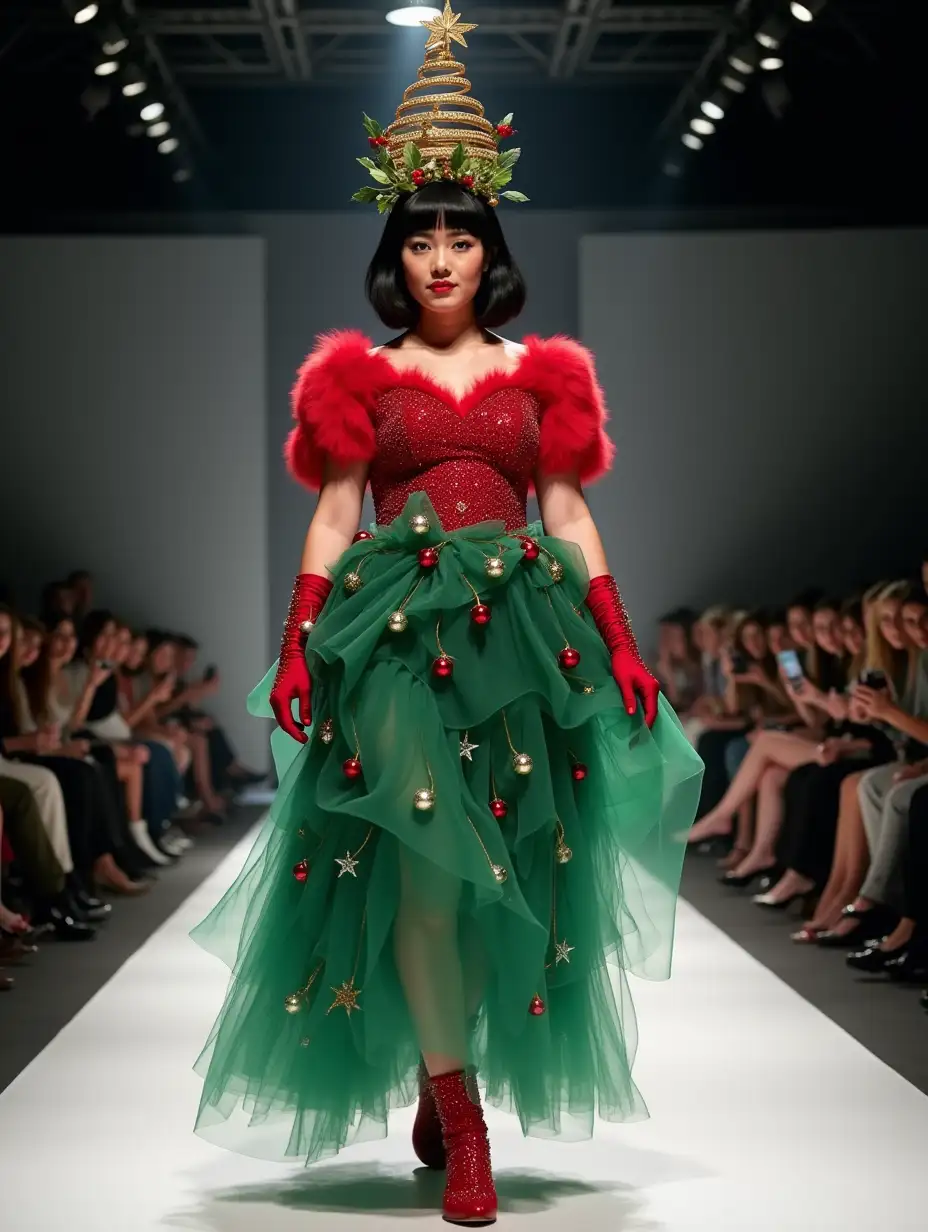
left=292, top=859, right=309, bottom=883
left=490, top=797, right=508, bottom=820
left=418, top=546, right=440, bottom=569
left=368, top=135, right=388, bottom=148
left=411, top=168, right=427, bottom=186
left=521, top=538, right=540, bottom=561
left=528, top=995, right=546, bottom=1016
left=432, top=655, right=454, bottom=678
left=571, top=763, right=588, bottom=782
left=342, top=757, right=362, bottom=780
left=459, top=174, right=475, bottom=188
left=558, top=647, right=581, bottom=670
left=352, top=530, right=374, bottom=543
left=496, top=124, right=516, bottom=139
left=470, top=602, right=492, bottom=626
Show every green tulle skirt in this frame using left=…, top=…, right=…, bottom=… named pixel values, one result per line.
left=191, top=492, right=703, bottom=1165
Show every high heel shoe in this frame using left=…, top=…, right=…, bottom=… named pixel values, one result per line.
left=412, top=1059, right=446, bottom=1171
left=752, top=888, right=817, bottom=913
left=430, top=1069, right=497, bottom=1225
left=884, top=951, right=928, bottom=984
left=718, top=864, right=778, bottom=890
left=846, top=940, right=906, bottom=973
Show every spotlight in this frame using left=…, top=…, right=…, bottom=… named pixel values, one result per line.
left=728, top=42, right=758, bottom=74
left=140, top=101, right=164, bottom=122
left=791, top=0, right=826, bottom=20
left=68, top=3, right=99, bottom=24
left=755, top=15, right=790, bottom=50
left=101, top=25, right=129, bottom=56
left=682, top=133, right=703, bottom=150
left=385, top=3, right=442, bottom=26
left=121, top=64, right=147, bottom=97
left=691, top=117, right=715, bottom=136
left=701, top=90, right=729, bottom=121
left=147, top=120, right=170, bottom=138
left=760, top=56, right=784, bottom=71
left=158, top=137, right=179, bottom=154
left=721, top=74, right=747, bottom=94
left=94, top=58, right=119, bottom=77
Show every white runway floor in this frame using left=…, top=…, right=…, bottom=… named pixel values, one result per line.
left=3, top=824, right=928, bottom=1232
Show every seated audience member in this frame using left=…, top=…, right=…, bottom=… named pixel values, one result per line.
left=677, top=606, right=731, bottom=749
left=655, top=608, right=702, bottom=713
left=874, top=781, right=928, bottom=987
left=67, top=569, right=94, bottom=627
left=40, top=580, right=77, bottom=625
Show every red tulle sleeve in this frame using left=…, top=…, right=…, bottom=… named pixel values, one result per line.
left=523, top=335, right=615, bottom=485
left=285, top=330, right=381, bottom=491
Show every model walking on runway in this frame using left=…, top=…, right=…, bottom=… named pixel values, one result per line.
left=192, top=6, right=702, bottom=1223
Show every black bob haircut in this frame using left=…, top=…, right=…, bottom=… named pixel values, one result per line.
left=365, top=182, right=526, bottom=331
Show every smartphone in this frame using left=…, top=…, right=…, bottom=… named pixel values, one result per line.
left=777, top=649, right=805, bottom=689
left=203, top=664, right=217, bottom=682
left=728, top=651, right=748, bottom=675
left=859, top=669, right=888, bottom=690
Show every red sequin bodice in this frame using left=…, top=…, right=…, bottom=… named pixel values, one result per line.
left=368, top=383, right=540, bottom=531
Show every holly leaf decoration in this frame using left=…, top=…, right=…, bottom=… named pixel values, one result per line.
left=450, top=143, right=466, bottom=173
left=501, top=190, right=529, bottom=202
left=499, top=113, right=514, bottom=128
left=362, top=113, right=383, bottom=138
left=403, top=142, right=423, bottom=171
left=492, top=169, right=513, bottom=189
left=357, top=156, right=378, bottom=171
left=352, top=186, right=381, bottom=203
left=369, top=168, right=393, bottom=185
left=497, top=147, right=521, bottom=171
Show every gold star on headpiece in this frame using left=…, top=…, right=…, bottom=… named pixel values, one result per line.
left=421, top=0, right=477, bottom=56
left=327, top=980, right=362, bottom=1016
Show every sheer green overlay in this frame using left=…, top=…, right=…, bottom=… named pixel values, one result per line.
left=191, top=492, right=703, bottom=1165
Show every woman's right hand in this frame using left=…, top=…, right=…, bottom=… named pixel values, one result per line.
left=270, top=656, right=313, bottom=743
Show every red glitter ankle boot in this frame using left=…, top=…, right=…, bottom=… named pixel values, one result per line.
left=429, top=1068, right=497, bottom=1225
left=412, top=1058, right=447, bottom=1170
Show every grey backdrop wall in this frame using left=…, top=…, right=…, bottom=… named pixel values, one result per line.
left=0, top=236, right=269, bottom=766
left=581, top=228, right=928, bottom=645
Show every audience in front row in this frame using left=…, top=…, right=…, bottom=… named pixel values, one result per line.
left=0, top=575, right=264, bottom=990
left=659, top=555, right=928, bottom=1018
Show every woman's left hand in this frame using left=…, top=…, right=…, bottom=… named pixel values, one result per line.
left=853, top=684, right=893, bottom=721
left=610, top=653, right=660, bottom=729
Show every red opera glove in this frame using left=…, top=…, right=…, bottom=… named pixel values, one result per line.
left=269, top=573, right=333, bottom=743
left=585, top=574, right=659, bottom=728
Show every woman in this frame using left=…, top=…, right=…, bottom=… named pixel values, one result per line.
left=655, top=609, right=702, bottom=713
left=677, top=604, right=730, bottom=749
left=190, top=20, right=702, bottom=1225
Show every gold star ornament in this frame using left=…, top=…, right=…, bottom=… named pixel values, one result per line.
left=327, top=979, right=362, bottom=1016
left=421, top=0, right=477, bottom=56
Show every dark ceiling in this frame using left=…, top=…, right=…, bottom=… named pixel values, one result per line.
left=1, top=1, right=923, bottom=221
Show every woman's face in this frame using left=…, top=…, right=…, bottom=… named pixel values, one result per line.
left=49, top=620, right=78, bottom=665
left=879, top=599, right=906, bottom=651
left=126, top=636, right=148, bottom=672
left=698, top=621, right=722, bottom=656
left=111, top=626, right=133, bottom=667
left=91, top=620, right=117, bottom=662
left=401, top=223, right=486, bottom=317
left=19, top=628, right=43, bottom=669
left=787, top=606, right=813, bottom=649
left=665, top=624, right=689, bottom=659
left=901, top=601, right=928, bottom=650
left=767, top=623, right=790, bottom=656
left=740, top=621, right=767, bottom=662
left=841, top=616, right=865, bottom=658
left=812, top=608, right=842, bottom=657
left=150, top=642, right=176, bottom=676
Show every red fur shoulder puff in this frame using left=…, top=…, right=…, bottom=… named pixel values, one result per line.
left=285, top=329, right=382, bottom=490
left=523, top=335, right=615, bottom=485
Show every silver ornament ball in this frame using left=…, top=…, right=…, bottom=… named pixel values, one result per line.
left=387, top=609, right=408, bottom=633
left=513, top=752, right=534, bottom=776
left=413, top=787, right=435, bottom=811
left=284, top=993, right=303, bottom=1015
left=484, top=556, right=505, bottom=579
left=409, top=514, right=431, bottom=535
left=492, top=863, right=509, bottom=884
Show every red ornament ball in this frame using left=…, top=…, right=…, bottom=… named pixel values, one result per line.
left=571, top=763, right=588, bottom=782
left=368, top=135, right=389, bottom=148
left=342, top=757, right=362, bottom=780
left=490, top=797, right=508, bottom=820
left=418, top=546, right=440, bottom=569
left=352, top=530, right=374, bottom=543
left=558, top=646, right=581, bottom=670
left=470, top=602, right=492, bottom=626
left=528, top=995, right=546, bottom=1016
left=432, top=655, right=454, bottom=679
left=292, top=859, right=309, bottom=883
left=521, top=538, right=540, bottom=561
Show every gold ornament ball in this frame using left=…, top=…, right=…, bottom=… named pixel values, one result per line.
left=343, top=571, right=363, bottom=594
left=513, top=752, right=533, bottom=776
left=387, top=609, right=408, bottom=634
left=492, top=863, right=508, bottom=884
left=319, top=719, right=334, bottom=745
left=548, top=560, right=565, bottom=583
left=484, top=556, right=505, bottom=579
left=556, top=843, right=573, bottom=864
left=284, top=993, right=303, bottom=1014
left=409, top=514, right=431, bottom=535
left=299, top=619, right=314, bottom=635
left=413, top=787, right=435, bottom=811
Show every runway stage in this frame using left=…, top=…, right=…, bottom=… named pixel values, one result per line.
left=2, top=823, right=928, bottom=1232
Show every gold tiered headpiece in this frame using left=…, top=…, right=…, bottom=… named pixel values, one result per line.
left=353, top=1, right=527, bottom=212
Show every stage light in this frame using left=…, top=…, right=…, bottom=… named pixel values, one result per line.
left=761, top=56, right=784, bottom=71
left=691, top=116, right=715, bottom=136
left=140, top=101, right=164, bottom=122
left=94, top=58, right=119, bottom=77
left=728, top=43, right=758, bottom=74
left=101, top=25, right=129, bottom=56
left=121, top=64, right=147, bottom=97
left=721, top=73, right=747, bottom=94
left=756, top=15, right=790, bottom=50
left=386, top=3, right=442, bottom=27
left=158, top=137, right=179, bottom=154
left=69, top=3, right=99, bottom=24
left=701, top=90, right=729, bottom=121
left=791, top=1, right=826, bottom=20
left=682, top=133, right=703, bottom=150
left=147, top=120, right=170, bottom=138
